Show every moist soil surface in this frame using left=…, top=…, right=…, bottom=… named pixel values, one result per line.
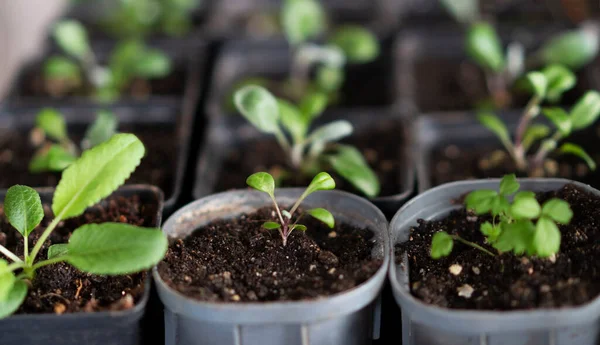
left=429, top=140, right=600, bottom=188
left=0, top=194, right=159, bottom=314
left=158, top=207, right=382, bottom=302
left=412, top=59, right=591, bottom=113
left=214, top=120, right=406, bottom=197
left=396, top=184, right=600, bottom=310
left=0, top=125, right=176, bottom=197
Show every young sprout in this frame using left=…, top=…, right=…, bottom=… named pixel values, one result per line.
left=235, top=85, right=380, bottom=198
left=431, top=174, right=573, bottom=259
left=247, top=171, right=335, bottom=246
left=0, top=134, right=168, bottom=318
left=45, top=20, right=172, bottom=102
left=478, top=66, right=600, bottom=175
left=440, top=0, right=599, bottom=108
left=29, top=108, right=118, bottom=173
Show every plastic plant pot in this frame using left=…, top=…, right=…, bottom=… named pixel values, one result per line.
left=389, top=178, right=600, bottom=345
left=153, top=188, right=390, bottom=345
left=193, top=112, right=415, bottom=216
left=0, top=184, right=164, bottom=345
left=394, top=25, right=595, bottom=114
left=206, top=39, right=396, bottom=122
left=0, top=104, right=192, bottom=212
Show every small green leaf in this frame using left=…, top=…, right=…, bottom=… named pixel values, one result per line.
left=466, top=22, right=505, bottom=72
left=494, top=221, right=535, bottom=255
left=291, top=224, right=307, bottom=232
left=263, top=222, right=282, bottom=230
left=0, top=280, right=28, bottom=319
left=525, top=71, right=547, bottom=98
left=82, top=110, right=118, bottom=150
left=305, top=172, right=336, bottom=195
left=329, top=26, right=380, bottom=64
left=477, top=112, right=510, bottom=144
left=234, top=86, right=281, bottom=134
left=299, top=92, right=328, bottom=120
left=542, top=64, right=576, bottom=102
left=308, top=120, right=353, bottom=145
left=307, top=208, right=334, bottom=228
left=278, top=99, right=308, bottom=143
left=246, top=172, right=276, bottom=197
left=533, top=216, right=561, bottom=257
left=327, top=145, right=380, bottom=198
left=499, top=174, right=519, bottom=196
left=514, top=191, right=536, bottom=200
left=541, top=198, right=573, bottom=224
left=491, top=195, right=510, bottom=217
left=522, top=124, right=550, bottom=151
left=48, top=244, right=69, bottom=259
left=281, top=0, right=325, bottom=45
left=4, top=185, right=44, bottom=237
left=282, top=210, right=292, bottom=219
left=29, top=145, right=77, bottom=173
left=542, top=108, right=572, bottom=136
left=65, top=223, right=167, bottom=275
left=480, top=222, right=501, bottom=243
left=0, top=260, right=15, bottom=302
left=44, top=56, right=81, bottom=81
left=53, top=20, right=90, bottom=60
left=316, top=65, right=344, bottom=93
left=511, top=197, right=541, bottom=220
left=135, top=49, right=172, bottom=78
left=36, top=108, right=67, bottom=142
left=439, top=0, right=479, bottom=23
left=52, top=134, right=145, bottom=220
left=430, top=232, right=454, bottom=259
left=570, top=91, right=600, bottom=130
left=539, top=28, right=599, bottom=70
left=465, top=189, right=498, bottom=214
left=559, top=143, right=596, bottom=171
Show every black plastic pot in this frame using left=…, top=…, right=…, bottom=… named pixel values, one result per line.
left=204, top=0, right=401, bottom=40
left=0, top=103, right=193, bottom=213
left=154, top=188, right=389, bottom=345
left=206, top=39, right=396, bottom=122
left=389, top=178, right=600, bottom=345
left=7, top=39, right=206, bottom=110
left=394, top=25, right=597, bottom=114
left=0, top=184, right=163, bottom=345
left=415, top=112, right=600, bottom=191
left=194, top=112, right=414, bottom=216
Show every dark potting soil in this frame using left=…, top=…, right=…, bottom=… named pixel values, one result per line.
left=158, top=207, right=382, bottom=302
left=396, top=184, right=600, bottom=310
left=412, top=59, right=590, bottom=113
left=429, top=142, right=600, bottom=188
left=0, top=194, right=159, bottom=314
left=0, top=125, right=176, bottom=197
left=214, top=121, right=406, bottom=197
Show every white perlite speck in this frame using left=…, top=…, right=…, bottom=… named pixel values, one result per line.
left=449, top=264, right=463, bottom=276
left=457, top=284, right=474, bottom=299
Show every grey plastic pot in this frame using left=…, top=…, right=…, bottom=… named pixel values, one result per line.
left=0, top=185, right=164, bottom=345
left=389, top=178, right=600, bottom=345
left=193, top=112, right=414, bottom=215
left=153, top=188, right=390, bottom=345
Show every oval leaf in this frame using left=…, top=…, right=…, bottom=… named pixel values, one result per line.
left=542, top=107, right=572, bottom=135
left=299, top=91, right=328, bottom=121
left=308, top=120, right=353, bottom=145
left=66, top=223, right=167, bottom=275
left=439, top=0, right=479, bottom=23
left=0, top=280, right=28, bottom=319
left=281, top=0, right=325, bottom=45
left=52, top=134, right=145, bottom=220
left=307, top=208, right=334, bottom=228
left=466, top=22, right=505, bottom=72
left=477, top=112, right=510, bottom=144
left=327, top=146, right=379, bottom=198
left=36, top=108, right=67, bottom=142
left=48, top=244, right=69, bottom=260
left=316, top=65, right=344, bottom=92
left=292, top=224, right=308, bottom=232
left=533, top=216, right=561, bottom=258
left=511, top=197, right=541, bottom=220
left=82, top=110, right=118, bottom=150
left=4, top=186, right=43, bottom=237
left=246, top=172, right=275, bottom=197
left=53, top=20, right=90, bottom=60
left=329, top=26, right=380, bottom=64
left=306, top=172, right=336, bottom=195
left=135, top=50, right=172, bottom=78
left=522, top=124, right=550, bottom=151
left=541, top=198, right=573, bottom=224
left=499, top=174, right=519, bottom=196
left=431, top=232, right=454, bottom=259
left=278, top=99, right=307, bottom=143
left=570, top=91, right=600, bottom=130
left=525, top=71, right=547, bottom=98
left=263, top=222, right=282, bottom=230
left=540, top=28, right=599, bottom=70
left=559, top=142, right=596, bottom=171
left=30, top=145, right=77, bottom=173
left=542, top=64, right=576, bottom=102
left=234, top=86, right=280, bottom=134
left=44, top=56, right=81, bottom=81
left=465, top=189, right=497, bottom=214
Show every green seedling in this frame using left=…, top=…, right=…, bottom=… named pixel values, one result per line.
left=100, top=0, right=201, bottom=38
left=44, top=20, right=172, bottom=102
left=440, top=0, right=599, bottom=108
left=29, top=108, right=118, bottom=173
left=0, top=134, right=168, bottom=318
left=235, top=85, right=380, bottom=198
left=247, top=171, right=335, bottom=246
left=478, top=66, right=600, bottom=175
left=431, top=174, right=572, bottom=259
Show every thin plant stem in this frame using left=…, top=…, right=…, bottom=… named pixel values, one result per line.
left=515, top=95, right=542, bottom=147
left=29, top=216, right=62, bottom=264
left=31, top=256, right=67, bottom=271
left=288, top=190, right=309, bottom=216
left=0, top=245, right=22, bottom=263
left=23, top=235, right=28, bottom=264
left=452, top=235, right=496, bottom=257
left=531, top=131, right=563, bottom=169
left=7, top=262, right=26, bottom=272
left=269, top=196, right=286, bottom=226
